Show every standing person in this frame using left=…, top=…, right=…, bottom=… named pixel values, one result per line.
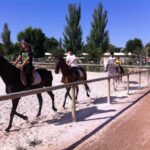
left=66, top=48, right=79, bottom=80
left=108, top=52, right=116, bottom=64
left=14, top=39, right=34, bottom=89
left=106, top=52, right=116, bottom=76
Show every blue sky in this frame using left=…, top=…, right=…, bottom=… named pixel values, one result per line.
left=0, top=0, right=150, bottom=48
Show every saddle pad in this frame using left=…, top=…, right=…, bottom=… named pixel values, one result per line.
left=78, top=68, right=84, bottom=78
left=20, top=71, right=27, bottom=86
left=32, top=71, right=41, bottom=85
left=20, top=71, right=41, bottom=86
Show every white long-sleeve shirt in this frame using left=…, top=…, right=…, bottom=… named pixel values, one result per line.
left=66, top=54, right=78, bottom=67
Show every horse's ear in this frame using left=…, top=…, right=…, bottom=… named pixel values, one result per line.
left=54, top=54, right=64, bottom=59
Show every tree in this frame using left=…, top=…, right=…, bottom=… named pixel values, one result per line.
left=1, top=23, right=12, bottom=54
left=17, top=27, right=46, bottom=58
left=63, top=3, right=83, bottom=54
left=109, top=44, right=122, bottom=53
left=44, top=37, right=59, bottom=53
left=145, top=42, right=150, bottom=57
left=0, top=43, right=4, bottom=54
left=124, top=38, right=143, bottom=54
left=44, top=37, right=64, bottom=57
left=87, top=2, right=109, bottom=58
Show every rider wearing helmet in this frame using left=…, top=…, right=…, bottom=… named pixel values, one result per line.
left=14, top=39, right=34, bottom=88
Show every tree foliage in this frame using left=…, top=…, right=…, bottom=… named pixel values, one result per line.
left=0, top=43, right=4, bottom=54
left=109, top=44, right=122, bottom=53
left=44, top=37, right=59, bottom=53
left=63, top=3, right=83, bottom=54
left=145, top=42, right=150, bottom=57
left=17, top=27, right=46, bottom=58
left=87, top=2, right=109, bottom=57
left=1, top=23, right=12, bottom=54
left=124, top=38, right=143, bottom=54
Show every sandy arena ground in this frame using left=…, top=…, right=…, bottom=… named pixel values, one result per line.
left=0, top=71, right=149, bottom=150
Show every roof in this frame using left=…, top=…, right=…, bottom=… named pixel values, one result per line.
left=103, top=52, right=133, bottom=56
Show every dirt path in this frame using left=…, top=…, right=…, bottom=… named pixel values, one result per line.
left=77, top=92, right=150, bottom=150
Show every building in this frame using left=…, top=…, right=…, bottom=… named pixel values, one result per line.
left=101, top=52, right=137, bottom=67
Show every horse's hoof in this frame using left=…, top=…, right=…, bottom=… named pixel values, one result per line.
left=5, top=128, right=10, bottom=132
left=87, top=94, right=90, bottom=97
left=53, top=108, right=57, bottom=112
left=24, top=116, right=28, bottom=121
left=36, top=114, right=40, bottom=118
left=63, top=106, right=67, bottom=109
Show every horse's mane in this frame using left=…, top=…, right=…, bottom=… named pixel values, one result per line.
left=0, top=54, right=19, bottom=72
left=59, top=57, right=66, bottom=63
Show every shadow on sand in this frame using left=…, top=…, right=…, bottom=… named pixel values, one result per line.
left=44, top=106, right=116, bottom=125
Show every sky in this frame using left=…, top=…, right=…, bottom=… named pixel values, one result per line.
left=0, top=0, right=150, bottom=48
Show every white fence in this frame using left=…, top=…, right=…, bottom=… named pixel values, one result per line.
left=0, top=70, right=150, bottom=121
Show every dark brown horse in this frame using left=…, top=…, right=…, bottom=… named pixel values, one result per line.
left=55, top=57, right=90, bottom=108
left=0, top=55, right=57, bottom=132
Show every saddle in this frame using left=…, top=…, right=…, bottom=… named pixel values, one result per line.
left=20, top=70, right=41, bottom=86
left=72, top=67, right=84, bottom=80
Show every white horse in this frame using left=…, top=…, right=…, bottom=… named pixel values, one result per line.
left=107, top=63, right=124, bottom=90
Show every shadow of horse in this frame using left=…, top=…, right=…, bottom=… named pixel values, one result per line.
left=43, top=106, right=116, bottom=125
left=91, top=96, right=128, bottom=104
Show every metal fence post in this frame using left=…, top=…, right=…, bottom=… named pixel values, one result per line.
left=148, top=70, right=150, bottom=87
left=107, top=78, right=111, bottom=104
left=139, top=72, right=141, bottom=89
left=72, top=84, right=77, bottom=122
left=127, top=74, right=129, bottom=95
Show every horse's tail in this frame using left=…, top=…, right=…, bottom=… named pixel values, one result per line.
left=121, top=66, right=124, bottom=74
left=78, top=66, right=91, bottom=93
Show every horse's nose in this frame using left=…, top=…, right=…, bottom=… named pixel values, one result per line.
left=55, top=70, right=58, bottom=74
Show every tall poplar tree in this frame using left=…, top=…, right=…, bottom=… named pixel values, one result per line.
left=1, top=23, right=12, bottom=54
left=63, top=3, right=83, bottom=54
left=87, top=3, right=109, bottom=57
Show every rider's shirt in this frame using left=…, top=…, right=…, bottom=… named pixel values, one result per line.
left=115, top=59, right=121, bottom=65
left=20, top=49, right=33, bottom=66
left=107, top=56, right=116, bottom=64
left=66, top=54, right=78, bottom=67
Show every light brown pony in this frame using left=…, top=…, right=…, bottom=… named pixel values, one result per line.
left=55, top=57, right=90, bottom=108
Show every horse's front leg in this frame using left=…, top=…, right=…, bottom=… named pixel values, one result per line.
left=5, top=99, right=19, bottom=132
left=63, top=87, right=71, bottom=108
left=36, top=94, right=43, bottom=117
left=15, top=112, right=28, bottom=120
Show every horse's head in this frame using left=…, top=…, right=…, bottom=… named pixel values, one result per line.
left=55, top=58, right=60, bottom=74
left=55, top=57, right=65, bottom=74
left=55, top=57, right=68, bottom=73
